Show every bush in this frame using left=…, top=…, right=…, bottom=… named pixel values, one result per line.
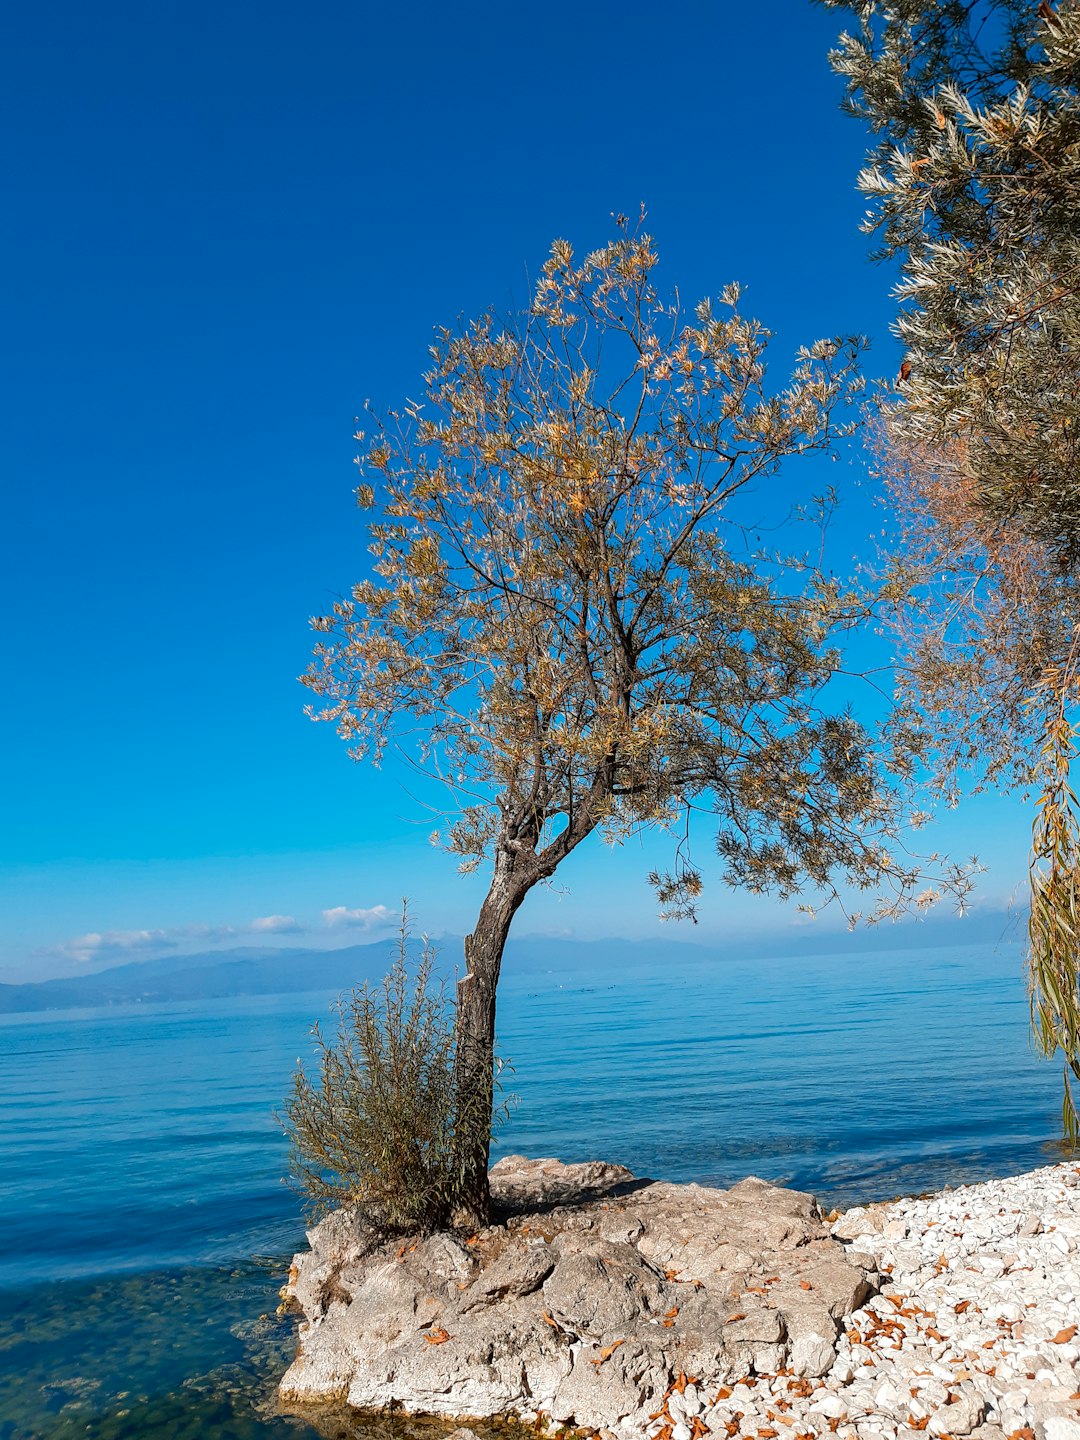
left=283, top=909, right=462, bottom=1233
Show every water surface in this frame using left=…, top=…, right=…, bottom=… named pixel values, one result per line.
left=0, top=939, right=1063, bottom=1437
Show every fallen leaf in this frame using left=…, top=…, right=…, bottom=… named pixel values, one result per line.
left=1053, top=1326, right=1078, bottom=1343
left=714, top=1386, right=733, bottom=1401
left=589, top=1339, right=625, bottom=1366
left=690, top=1420, right=711, bottom=1440
left=799, top=1280, right=813, bottom=1291
left=464, top=1234, right=481, bottom=1247
left=954, top=1300, right=971, bottom=1314
left=726, top=1313, right=747, bottom=1324
left=907, top=1418, right=929, bottom=1432
left=665, top=1306, right=680, bottom=1319
left=541, top=1310, right=559, bottom=1329
left=423, top=1327, right=450, bottom=1345
left=668, top=1370, right=699, bottom=1395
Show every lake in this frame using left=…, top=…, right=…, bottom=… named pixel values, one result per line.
left=0, top=938, right=1065, bottom=1438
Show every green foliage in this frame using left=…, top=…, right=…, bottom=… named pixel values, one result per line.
left=821, top=0, right=1080, bottom=1137
left=1029, top=691, right=1080, bottom=1143
left=820, top=0, right=1080, bottom=557
left=283, top=908, right=494, bottom=1231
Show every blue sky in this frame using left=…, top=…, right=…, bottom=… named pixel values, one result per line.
left=1, top=0, right=1033, bottom=980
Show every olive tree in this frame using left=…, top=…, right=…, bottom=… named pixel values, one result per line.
left=304, top=225, right=960, bottom=1222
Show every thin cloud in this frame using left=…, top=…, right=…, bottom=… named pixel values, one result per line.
left=46, top=915, right=298, bottom=965
left=56, top=929, right=179, bottom=965
left=322, top=904, right=393, bottom=931
left=250, top=914, right=301, bottom=934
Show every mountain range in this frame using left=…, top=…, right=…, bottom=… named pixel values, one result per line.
left=0, top=906, right=1025, bottom=1015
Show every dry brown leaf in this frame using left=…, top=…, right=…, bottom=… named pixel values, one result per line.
left=423, top=1326, right=450, bottom=1345
left=798, top=1280, right=813, bottom=1291
left=1052, top=1326, right=1078, bottom=1343
left=589, top=1338, right=625, bottom=1366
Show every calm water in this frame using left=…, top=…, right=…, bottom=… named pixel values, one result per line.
left=0, top=939, right=1066, bottom=1438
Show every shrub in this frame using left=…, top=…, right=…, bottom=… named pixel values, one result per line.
left=283, top=909, right=464, bottom=1233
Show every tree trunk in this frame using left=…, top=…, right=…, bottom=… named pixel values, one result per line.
left=452, top=860, right=529, bottom=1227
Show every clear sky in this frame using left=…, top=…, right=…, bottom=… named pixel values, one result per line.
left=1, top=0, right=1033, bottom=980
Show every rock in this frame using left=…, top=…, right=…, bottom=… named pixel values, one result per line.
left=799, top=1260, right=874, bottom=1319
left=1042, top=1421, right=1080, bottom=1440
left=809, top=1392, right=849, bottom=1419
left=790, top=1328, right=837, bottom=1377
left=280, top=1158, right=873, bottom=1430
left=785, top=1303, right=839, bottom=1377
left=281, top=1155, right=1080, bottom=1439
left=929, top=1393, right=986, bottom=1435
left=833, top=1206, right=888, bottom=1240
left=459, top=1241, right=553, bottom=1311
left=488, top=1155, right=635, bottom=1211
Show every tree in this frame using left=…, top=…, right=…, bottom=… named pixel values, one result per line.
left=303, top=224, right=963, bottom=1223
left=819, top=0, right=1080, bottom=1133
left=821, top=0, right=1080, bottom=556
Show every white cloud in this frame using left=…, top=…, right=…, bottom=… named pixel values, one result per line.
left=322, top=904, right=393, bottom=931
left=250, top=914, right=301, bottom=934
left=46, top=910, right=312, bottom=970
left=58, top=929, right=177, bottom=965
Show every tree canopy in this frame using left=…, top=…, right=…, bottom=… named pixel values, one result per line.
left=822, top=0, right=1080, bottom=556
left=821, top=0, right=1080, bottom=1134
left=304, top=225, right=969, bottom=1217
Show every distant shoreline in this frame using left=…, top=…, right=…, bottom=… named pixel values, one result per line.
left=0, top=916, right=1027, bottom=1014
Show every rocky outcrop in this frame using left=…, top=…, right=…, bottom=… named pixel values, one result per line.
left=278, top=1155, right=878, bottom=1435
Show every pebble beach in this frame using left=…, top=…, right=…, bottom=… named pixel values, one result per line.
left=645, top=1162, right=1080, bottom=1440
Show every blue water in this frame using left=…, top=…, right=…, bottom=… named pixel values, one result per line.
left=0, top=940, right=1066, bottom=1437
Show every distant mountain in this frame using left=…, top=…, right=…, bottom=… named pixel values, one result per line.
left=0, top=907, right=1023, bottom=1014
left=0, top=942, right=390, bottom=1014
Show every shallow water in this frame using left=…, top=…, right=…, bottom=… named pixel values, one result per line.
left=0, top=938, right=1065, bottom=1436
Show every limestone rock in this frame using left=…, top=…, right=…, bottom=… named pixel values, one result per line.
left=929, top=1392, right=986, bottom=1435
left=279, top=1158, right=875, bottom=1433
left=488, top=1154, right=635, bottom=1211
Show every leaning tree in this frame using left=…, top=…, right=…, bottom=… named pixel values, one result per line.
left=819, top=0, right=1080, bottom=1133
left=304, top=226, right=966, bottom=1223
